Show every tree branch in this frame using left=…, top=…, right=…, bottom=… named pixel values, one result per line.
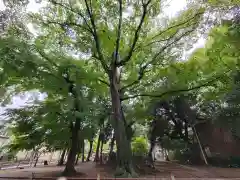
left=120, top=66, right=146, bottom=92
left=114, top=0, right=123, bottom=64
left=140, top=27, right=197, bottom=72
left=118, top=0, right=152, bottom=66
left=120, top=13, right=202, bottom=91
left=121, top=27, right=196, bottom=93
left=151, top=11, right=203, bottom=40
left=84, top=0, right=108, bottom=72
left=98, top=78, right=110, bottom=86
left=121, top=74, right=226, bottom=101
left=45, top=20, right=92, bottom=34
left=49, top=0, right=93, bottom=33
left=132, top=11, right=203, bottom=53
left=136, top=29, right=180, bottom=50
left=35, top=48, right=59, bottom=68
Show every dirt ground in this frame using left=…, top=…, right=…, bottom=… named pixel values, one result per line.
left=1, top=161, right=240, bottom=179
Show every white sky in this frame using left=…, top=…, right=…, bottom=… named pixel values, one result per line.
left=0, top=0, right=205, bottom=118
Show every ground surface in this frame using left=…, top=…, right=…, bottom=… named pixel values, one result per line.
left=1, top=161, right=240, bottom=179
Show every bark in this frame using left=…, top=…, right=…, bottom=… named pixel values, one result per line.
left=58, top=149, right=66, bottom=166
left=86, top=140, right=93, bottom=161
left=63, top=119, right=80, bottom=176
left=109, top=68, right=135, bottom=176
left=100, top=140, right=104, bottom=164
left=81, top=141, right=85, bottom=163
left=63, top=73, right=82, bottom=176
left=94, top=133, right=101, bottom=162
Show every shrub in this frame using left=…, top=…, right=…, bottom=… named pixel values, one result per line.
left=131, top=136, right=148, bottom=157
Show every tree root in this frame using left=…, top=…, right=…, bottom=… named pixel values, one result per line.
left=62, top=167, right=77, bottom=177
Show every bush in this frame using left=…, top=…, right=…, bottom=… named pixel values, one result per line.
left=229, top=156, right=240, bottom=167
left=172, top=143, right=204, bottom=165
left=131, top=137, right=148, bottom=157
left=208, top=156, right=240, bottom=168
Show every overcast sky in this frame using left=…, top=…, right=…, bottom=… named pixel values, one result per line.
left=0, top=0, right=205, bottom=118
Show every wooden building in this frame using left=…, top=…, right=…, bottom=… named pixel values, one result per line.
left=195, top=122, right=240, bottom=158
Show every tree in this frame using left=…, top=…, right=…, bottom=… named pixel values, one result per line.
left=0, top=29, right=110, bottom=174
left=27, top=1, right=206, bottom=176
left=3, top=0, right=240, bottom=176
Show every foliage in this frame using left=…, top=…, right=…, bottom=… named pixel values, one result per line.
left=216, top=72, right=240, bottom=138
left=2, top=0, right=240, bottom=175
left=131, top=136, right=148, bottom=157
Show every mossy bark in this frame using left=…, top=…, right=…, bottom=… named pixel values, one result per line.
left=109, top=67, right=136, bottom=177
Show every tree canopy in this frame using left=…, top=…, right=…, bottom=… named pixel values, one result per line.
left=1, top=0, right=240, bottom=177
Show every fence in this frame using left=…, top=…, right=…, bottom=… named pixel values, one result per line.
left=0, top=176, right=239, bottom=180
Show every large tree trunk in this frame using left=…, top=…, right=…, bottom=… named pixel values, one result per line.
left=63, top=75, right=82, bottom=176
left=86, top=140, right=93, bottom=161
left=63, top=119, right=80, bottom=176
left=109, top=69, right=135, bottom=176
left=58, top=149, right=66, bottom=166
left=94, top=133, right=101, bottom=162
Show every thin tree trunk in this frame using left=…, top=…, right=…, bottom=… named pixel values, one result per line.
left=17, top=151, right=28, bottom=168
left=184, top=122, right=189, bottom=142
left=30, top=150, right=38, bottom=167
left=34, top=152, right=41, bottom=167
left=109, top=134, right=115, bottom=155
left=58, top=149, right=66, bottom=166
left=48, top=152, right=54, bottom=164
left=75, top=140, right=81, bottom=165
left=64, top=149, right=69, bottom=163
left=81, top=140, right=85, bottom=163
left=94, top=133, right=101, bottom=162
left=165, top=149, right=169, bottom=161
left=100, top=140, right=104, bottom=164
left=75, top=154, right=80, bottom=165
left=86, top=140, right=93, bottom=161
left=63, top=119, right=80, bottom=176
left=148, top=139, right=155, bottom=162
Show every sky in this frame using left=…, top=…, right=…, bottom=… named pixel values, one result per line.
left=0, top=0, right=206, bottom=118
